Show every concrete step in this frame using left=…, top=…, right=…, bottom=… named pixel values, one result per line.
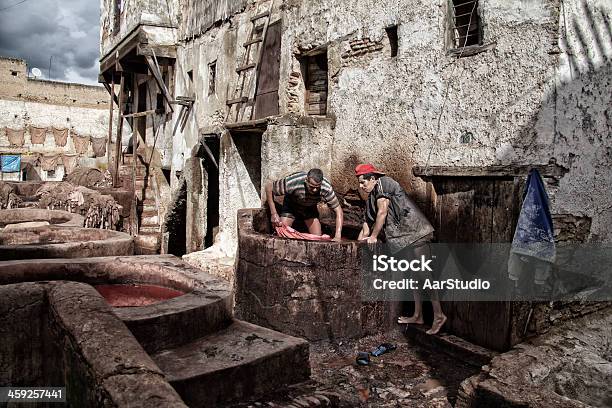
left=139, top=226, right=161, bottom=234
left=152, top=320, right=310, bottom=407
left=143, top=197, right=156, bottom=204
left=140, top=214, right=159, bottom=227
left=142, top=203, right=157, bottom=212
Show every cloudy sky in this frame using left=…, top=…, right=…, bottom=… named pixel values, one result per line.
left=0, top=0, right=101, bottom=85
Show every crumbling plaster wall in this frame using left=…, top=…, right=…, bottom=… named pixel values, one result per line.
left=280, top=0, right=611, bottom=241
left=100, top=0, right=180, bottom=58
left=526, top=0, right=612, bottom=242
left=261, top=116, right=335, bottom=184
left=281, top=0, right=561, bottom=186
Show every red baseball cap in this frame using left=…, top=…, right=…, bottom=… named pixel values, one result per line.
left=355, top=164, right=386, bottom=177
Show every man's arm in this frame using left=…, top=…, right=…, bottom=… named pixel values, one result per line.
left=358, top=222, right=370, bottom=241
left=265, top=181, right=281, bottom=226
left=367, top=197, right=390, bottom=243
left=332, top=206, right=343, bottom=241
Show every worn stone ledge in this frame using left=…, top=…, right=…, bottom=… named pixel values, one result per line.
left=403, top=323, right=498, bottom=368
left=0, top=208, right=85, bottom=228
left=266, top=113, right=335, bottom=128
left=0, top=226, right=134, bottom=260
left=456, top=308, right=612, bottom=408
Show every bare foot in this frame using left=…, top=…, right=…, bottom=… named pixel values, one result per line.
left=426, top=314, right=447, bottom=335
left=397, top=315, right=424, bottom=325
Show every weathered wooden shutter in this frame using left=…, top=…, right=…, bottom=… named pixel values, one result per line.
left=254, top=21, right=282, bottom=119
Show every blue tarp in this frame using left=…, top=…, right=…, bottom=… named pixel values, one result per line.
left=1, top=155, right=21, bottom=173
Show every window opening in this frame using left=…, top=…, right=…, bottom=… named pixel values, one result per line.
left=208, top=61, right=216, bottom=95
left=386, top=26, right=399, bottom=57
left=302, top=52, right=328, bottom=116
left=450, top=0, right=481, bottom=48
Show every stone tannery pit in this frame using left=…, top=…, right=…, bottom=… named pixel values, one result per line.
left=0, top=255, right=309, bottom=407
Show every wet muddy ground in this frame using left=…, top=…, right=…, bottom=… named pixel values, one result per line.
left=230, top=329, right=479, bottom=407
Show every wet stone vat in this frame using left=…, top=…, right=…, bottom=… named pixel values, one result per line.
left=0, top=225, right=133, bottom=260
left=95, top=283, right=185, bottom=307
left=235, top=208, right=395, bottom=341
left=0, top=255, right=309, bottom=407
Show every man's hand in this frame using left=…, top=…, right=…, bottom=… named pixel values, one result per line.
left=366, top=235, right=378, bottom=251
left=271, top=213, right=281, bottom=227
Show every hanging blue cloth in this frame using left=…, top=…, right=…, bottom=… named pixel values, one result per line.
left=511, top=169, right=555, bottom=261
left=508, top=169, right=556, bottom=286
left=1, top=155, right=21, bottom=173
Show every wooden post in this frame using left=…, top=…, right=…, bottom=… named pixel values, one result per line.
left=113, top=74, right=125, bottom=187
left=131, top=83, right=140, bottom=236
left=106, top=75, right=115, bottom=171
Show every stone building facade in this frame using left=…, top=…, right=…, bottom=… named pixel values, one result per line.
left=99, top=0, right=612, bottom=256
left=0, top=57, right=112, bottom=181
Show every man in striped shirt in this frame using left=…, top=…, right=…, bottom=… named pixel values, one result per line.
left=265, top=168, right=344, bottom=241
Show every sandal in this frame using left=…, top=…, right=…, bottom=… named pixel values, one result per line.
left=371, top=343, right=397, bottom=357
left=356, top=351, right=370, bottom=366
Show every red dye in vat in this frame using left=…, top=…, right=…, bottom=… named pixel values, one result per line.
left=94, top=284, right=185, bottom=307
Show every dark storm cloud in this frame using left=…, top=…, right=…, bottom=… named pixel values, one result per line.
left=0, top=0, right=100, bottom=84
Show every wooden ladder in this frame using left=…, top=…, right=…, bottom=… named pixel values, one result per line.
left=225, top=1, right=274, bottom=123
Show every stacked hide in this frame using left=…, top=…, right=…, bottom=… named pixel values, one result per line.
left=0, top=182, right=22, bottom=209
left=35, top=182, right=121, bottom=230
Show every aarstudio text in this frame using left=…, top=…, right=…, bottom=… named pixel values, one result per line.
left=372, top=278, right=491, bottom=290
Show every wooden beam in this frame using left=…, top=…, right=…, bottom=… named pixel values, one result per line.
left=99, top=27, right=145, bottom=74
left=113, top=74, right=125, bottom=188
left=131, top=83, right=140, bottom=236
left=201, top=141, right=218, bottom=170
left=106, top=75, right=115, bottom=170
left=448, top=42, right=497, bottom=58
left=412, top=164, right=568, bottom=179
left=137, top=43, right=177, bottom=59
left=122, top=109, right=159, bottom=118
left=224, top=118, right=268, bottom=131
left=145, top=55, right=174, bottom=112
left=102, top=81, right=119, bottom=106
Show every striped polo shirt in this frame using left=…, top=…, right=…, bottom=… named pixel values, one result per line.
left=273, top=171, right=340, bottom=209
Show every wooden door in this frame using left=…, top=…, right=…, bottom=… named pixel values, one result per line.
left=429, top=177, right=522, bottom=351
left=254, top=21, right=281, bottom=119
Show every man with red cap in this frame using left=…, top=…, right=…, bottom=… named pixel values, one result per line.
left=355, top=163, right=446, bottom=335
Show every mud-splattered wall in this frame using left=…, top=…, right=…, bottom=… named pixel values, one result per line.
left=279, top=0, right=611, bottom=242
